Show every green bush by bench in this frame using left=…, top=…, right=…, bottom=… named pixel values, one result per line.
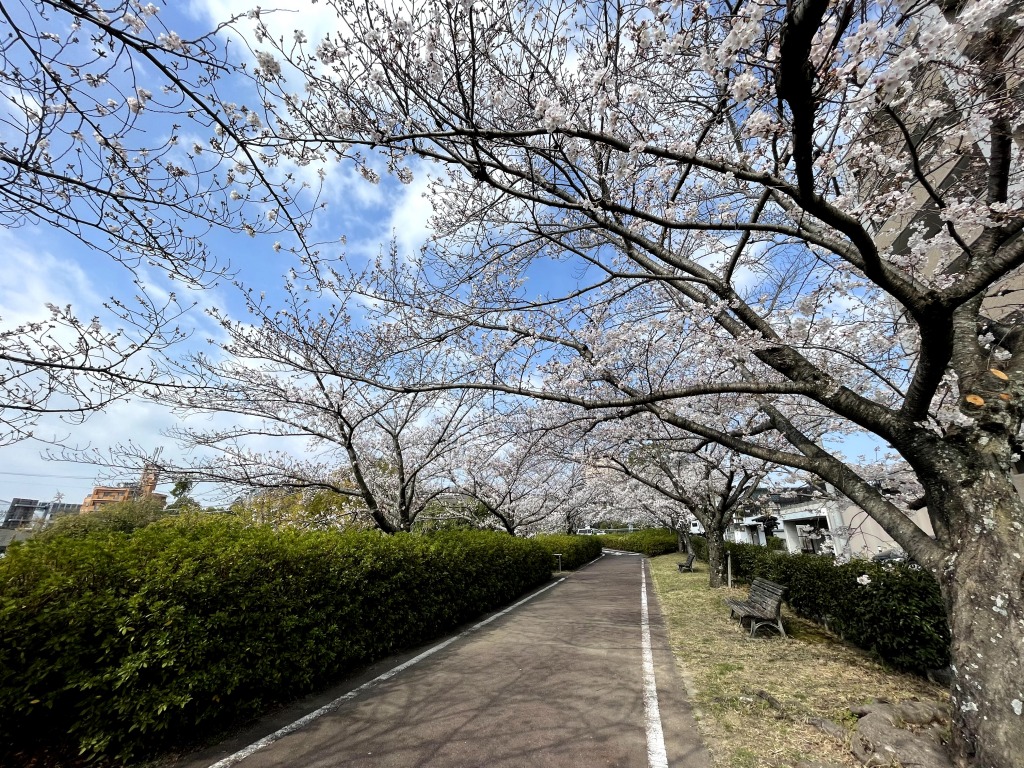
left=687, top=536, right=949, bottom=672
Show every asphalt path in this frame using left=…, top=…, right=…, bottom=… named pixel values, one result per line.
left=179, top=552, right=710, bottom=768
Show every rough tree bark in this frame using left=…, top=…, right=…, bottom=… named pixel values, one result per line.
left=929, top=458, right=1024, bottom=765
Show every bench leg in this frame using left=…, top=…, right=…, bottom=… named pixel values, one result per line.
left=749, top=618, right=786, bottom=638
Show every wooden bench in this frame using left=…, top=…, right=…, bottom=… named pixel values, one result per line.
left=724, top=577, right=787, bottom=638
left=677, top=552, right=697, bottom=572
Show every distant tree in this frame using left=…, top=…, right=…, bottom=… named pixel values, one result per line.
left=448, top=404, right=594, bottom=535
left=35, top=496, right=170, bottom=540
left=230, top=488, right=362, bottom=531
left=166, top=478, right=200, bottom=513
left=593, top=422, right=769, bottom=586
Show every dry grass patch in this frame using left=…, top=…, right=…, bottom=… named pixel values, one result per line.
left=648, top=554, right=947, bottom=768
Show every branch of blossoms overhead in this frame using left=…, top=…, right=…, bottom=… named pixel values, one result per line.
left=0, top=286, right=196, bottom=445
left=0, top=0, right=322, bottom=282
left=312, top=250, right=941, bottom=563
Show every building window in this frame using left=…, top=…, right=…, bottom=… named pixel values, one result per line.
left=797, top=522, right=829, bottom=554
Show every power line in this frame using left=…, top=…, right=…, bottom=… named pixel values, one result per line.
left=0, top=470, right=99, bottom=480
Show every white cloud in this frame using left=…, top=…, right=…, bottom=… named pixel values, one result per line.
left=0, top=230, right=105, bottom=323
left=190, top=0, right=343, bottom=48
left=387, top=165, right=436, bottom=257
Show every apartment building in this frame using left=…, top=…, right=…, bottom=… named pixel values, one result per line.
left=80, top=464, right=167, bottom=513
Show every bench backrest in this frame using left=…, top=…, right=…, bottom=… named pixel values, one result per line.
left=684, top=552, right=696, bottom=565
left=748, top=578, right=787, bottom=614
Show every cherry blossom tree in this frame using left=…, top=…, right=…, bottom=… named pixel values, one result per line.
left=448, top=405, right=596, bottom=535
left=591, top=417, right=770, bottom=586
left=0, top=1, right=315, bottom=441
left=229, top=0, right=1024, bottom=762
left=581, top=462, right=683, bottom=531
left=149, top=286, right=484, bottom=534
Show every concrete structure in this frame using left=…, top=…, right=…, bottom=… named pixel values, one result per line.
left=729, top=486, right=935, bottom=562
left=1, top=497, right=81, bottom=530
left=0, top=528, right=33, bottom=555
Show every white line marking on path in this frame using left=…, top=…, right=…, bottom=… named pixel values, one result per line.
left=576, top=552, right=606, bottom=570
left=641, top=561, right=669, bottom=768
left=207, top=578, right=566, bottom=768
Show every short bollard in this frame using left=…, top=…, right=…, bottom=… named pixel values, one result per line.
left=554, top=553, right=562, bottom=572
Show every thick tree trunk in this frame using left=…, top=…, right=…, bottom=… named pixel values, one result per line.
left=706, top=532, right=728, bottom=588
left=369, top=509, right=399, bottom=534
left=939, top=473, right=1024, bottom=768
left=678, top=527, right=691, bottom=553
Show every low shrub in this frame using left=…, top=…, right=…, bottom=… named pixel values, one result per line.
left=531, top=534, right=602, bottom=570
left=0, top=517, right=551, bottom=763
left=716, top=541, right=949, bottom=673
left=828, top=561, right=950, bottom=673
left=598, top=528, right=678, bottom=556
left=722, top=540, right=787, bottom=582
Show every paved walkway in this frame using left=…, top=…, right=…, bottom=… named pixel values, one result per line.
left=178, top=553, right=710, bottom=768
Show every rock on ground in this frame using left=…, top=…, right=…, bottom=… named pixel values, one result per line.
left=849, top=700, right=952, bottom=768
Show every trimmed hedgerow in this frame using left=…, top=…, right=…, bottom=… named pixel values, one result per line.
left=722, top=540, right=786, bottom=582
left=598, top=528, right=678, bottom=556
left=531, top=534, right=602, bottom=570
left=688, top=534, right=708, bottom=561
left=709, top=540, right=949, bottom=673
left=0, top=517, right=550, bottom=763
left=831, top=561, right=950, bottom=673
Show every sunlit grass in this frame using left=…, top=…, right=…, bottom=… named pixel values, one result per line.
left=648, top=554, right=946, bottom=768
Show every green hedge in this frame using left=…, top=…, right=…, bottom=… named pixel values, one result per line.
left=0, top=517, right=551, bottom=763
left=597, top=529, right=678, bottom=556
left=704, top=540, right=949, bottom=672
left=531, top=534, right=602, bottom=570
left=689, top=535, right=708, bottom=561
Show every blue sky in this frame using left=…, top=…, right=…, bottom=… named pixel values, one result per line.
left=0, top=0, right=439, bottom=510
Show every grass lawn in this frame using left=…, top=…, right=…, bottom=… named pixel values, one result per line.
left=648, top=554, right=947, bottom=768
